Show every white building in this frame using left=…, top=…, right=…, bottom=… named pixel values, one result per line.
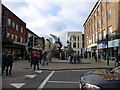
left=67, top=32, right=83, bottom=55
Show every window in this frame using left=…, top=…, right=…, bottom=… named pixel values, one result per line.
left=73, top=37, right=76, bottom=41
left=20, top=37, right=23, bottom=43
left=7, top=32, right=10, bottom=38
left=15, top=35, right=18, bottom=42
left=11, top=34, right=14, bottom=40
left=16, top=24, right=18, bottom=31
left=98, top=21, right=100, bottom=28
left=107, top=0, right=111, bottom=3
left=102, top=17, right=105, bottom=24
left=103, top=30, right=106, bottom=39
left=12, top=21, right=15, bottom=29
left=73, top=43, right=76, bottom=48
left=21, top=27, right=23, bottom=33
left=8, top=19, right=11, bottom=27
left=78, top=36, right=79, bottom=41
left=97, top=8, right=100, bottom=16
left=108, top=10, right=112, bottom=19
left=108, top=26, right=112, bottom=35
left=102, top=3, right=104, bottom=10
left=78, top=43, right=79, bottom=48
left=98, top=32, right=102, bottom=40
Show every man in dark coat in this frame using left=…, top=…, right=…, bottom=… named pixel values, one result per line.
left=116, top=54, right=120, bottom=66
left=2, top=51, right=8, bottom=75
left=6, top=52, right=13, bottom=76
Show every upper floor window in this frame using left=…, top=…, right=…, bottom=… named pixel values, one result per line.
left=20, top=37, right=23, bottom=43
left=78, top=43, right=79, bottom=48
left=101, top=3, right=104, bottom=10
left=102, top=17, right=105, bottom=24
left=108, top=25, right=112, bottom=35
left=107, top=0, right=111, bottom=3
left=12, top=21, right=15, bottom=29
left=15, top=35, right=18, bottom=42
left=108, top=10, right=112, bottom=19
left=103, top=30, right=106, bottom=39
left=8, top=19, right=11, bottom=27
left=98, top=20, right=100, bottom=28
left=11, top=34, right=14, bottom=40
left=78, top=36, right=79, bottom=41
left=97, top=8, right=100, bottom=16
left=7, top=32, right=10, bottom=38
left=73, top=43, right=76, bottom=48
left=21, top=27, right=23, bottom=33
left=73, top=36, right=76, bottom=41
left=16, top=24, right=18, bottom=31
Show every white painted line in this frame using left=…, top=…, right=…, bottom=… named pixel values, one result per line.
left=11, top=83, right=25, bottom=88
left=38, top=71, right=55, bottom=89
left=25, top=75, right=36, bottom=78
left=47, top=81, right=79, bottom=84
left=35, top=71, right=42, bottom=73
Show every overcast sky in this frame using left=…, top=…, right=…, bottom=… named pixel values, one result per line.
left=2, top=0, right=97, bottom=46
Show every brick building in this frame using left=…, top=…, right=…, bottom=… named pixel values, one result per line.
left=2, top=4, right=27, bottom=59
left=83, top=0, right=120, bottom=61
left=26, top=28, right=45, bottom=55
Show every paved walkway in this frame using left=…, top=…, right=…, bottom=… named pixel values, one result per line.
left=11, top=58, right=116, bottom=72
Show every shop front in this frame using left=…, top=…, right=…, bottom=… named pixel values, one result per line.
left=108, top=39, right=120, bottom=60
left=97, top=43, right=107, bottom=60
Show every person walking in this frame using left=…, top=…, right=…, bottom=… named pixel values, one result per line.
left=77, top=55, right=81, bottom=64
left=69, top=54, right=73, bottom=64
left=95, top=53, right=97, bottom=62
left=42, top=52, right=48, bottom=66
left=32, top=53, right=40, bottom=70
left=116, top=54, right=120, bottom=66
left=6, top=51, right=13, bottom=76
left=2, top=51, right=8, bottom=76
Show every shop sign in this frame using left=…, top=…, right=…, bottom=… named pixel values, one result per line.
left=108, top=39, right=120, bottom=47
left=97, top=43, right=107, bottom=49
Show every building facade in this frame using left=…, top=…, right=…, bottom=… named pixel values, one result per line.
left=2, top=4, right=27, bottom=59
left=67, top=32, right=83, bottom=56
left=26, top=28, right=45, bottom=55
left=83, top=0, right=120, bottom=60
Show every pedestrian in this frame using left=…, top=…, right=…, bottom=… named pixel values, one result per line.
left=95, top=53, right=97, bottom=62
left=69, top=54, right=73, bottom=64
left=77, top=55, right=81, bottom=64
left=6, top=51, right=13, bottom=76
left=74, top=54, right=77, bottom=64
left=42, top=52, right=48, bottom=66
left=116, top=54, right=120, bottom=66
left=2, top=50, right=8, bottom=76
left=32, top=53, right=40, bottom=70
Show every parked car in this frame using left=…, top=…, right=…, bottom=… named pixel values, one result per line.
left=79, top=66, right=120, bottom=90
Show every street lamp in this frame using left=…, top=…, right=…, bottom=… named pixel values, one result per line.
left=106, top=34, right=109, bottom=65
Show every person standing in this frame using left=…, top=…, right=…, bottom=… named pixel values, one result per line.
left=6, top=51, right=13, bottom=76
left=2, top=51, right=8, bottom=75
left=95, top=53, right=97, bottom=62
left=77, top=55, right=81, bottom=64
left=32, top=53, right=40, bottom=70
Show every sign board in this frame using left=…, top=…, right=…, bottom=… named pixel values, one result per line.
left=97, top=43, right=107, bottom=49
left=108, top=39, right=120, bottom=47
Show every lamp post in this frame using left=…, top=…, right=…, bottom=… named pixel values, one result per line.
left=106, top=34, right=109, bottom=65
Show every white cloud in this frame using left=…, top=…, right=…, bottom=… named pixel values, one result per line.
left=2, top=0, right=96, bottom=45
